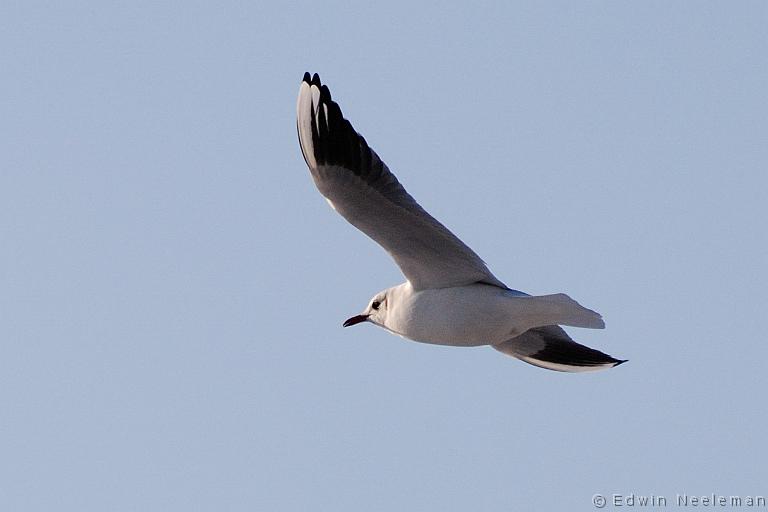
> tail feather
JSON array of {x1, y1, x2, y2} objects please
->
[
  {"x1": 537, "y1": 293, "x2": 605, "y2": 330},
  {"x1": 493, "y1": 325, "x2": 626, "y2": 373}
]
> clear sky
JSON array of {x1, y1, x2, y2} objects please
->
[{"x1": 1, "y1": 2, "x2": 767, "y2": 511}]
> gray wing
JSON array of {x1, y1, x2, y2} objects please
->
[
  {"x1": 492, "y1": 325, "x2": 626, "y2": 372},
  {"x1": 296, "y1": 73, "x2": 505, "y2": 291}
]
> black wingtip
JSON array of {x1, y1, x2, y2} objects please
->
[
  {"x1": 297, "y1": 72, "x2": 382, "y2": 178},
  {"x1": 320, "y1": 84, "x2": 331, "y2": 101},
  {"x1": 613, "y1": 359, "x2": 629, "y2": 367}
]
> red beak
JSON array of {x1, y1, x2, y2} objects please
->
[{"x1": 343, "y1": 314, "x2": 369, "y2": 327}]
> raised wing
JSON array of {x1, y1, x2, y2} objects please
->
[{"x1": 296, "y1": 73, "x2": 505, "y2": 291}]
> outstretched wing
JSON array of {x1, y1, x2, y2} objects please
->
[
  {"x1": 296, "y1": 72, "x2": 505, "y2": 291},
  {"x1": 492, "y1": 325, "x2": 626, "y2": 372}
]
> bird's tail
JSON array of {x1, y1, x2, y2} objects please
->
[
  {"x1": 519, "y1": 293, "x2": 606, "y2": 330},
  {"x1": 492, "y1": 325, "x2": 626, "y2": 372}
]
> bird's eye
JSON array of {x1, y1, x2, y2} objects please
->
[{"x1": 371, "y1": 300, "x2": 381, "y2": 310}]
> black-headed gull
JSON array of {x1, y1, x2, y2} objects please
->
[{"x1": 296, "y1": 72, "x2": 625, "y2": 372}]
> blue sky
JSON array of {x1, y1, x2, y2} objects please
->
[{"x1": 1, "y1": 2, "x2": 766, "y2": 510}]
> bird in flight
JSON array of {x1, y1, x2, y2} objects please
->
[{"x1": 296, "y1": 72, "x2": 625, "y2": 372}]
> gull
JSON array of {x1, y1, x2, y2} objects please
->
[{"x1": 296, "y1": 72, "x2": 626, "y2": 372}]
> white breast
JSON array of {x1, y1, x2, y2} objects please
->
[
  {"x1": 385, "y1": 284, "x2": 517, "y2": 347},
  {"x1": 383, "y1": 283, "x2": 603, "y2": 347}
]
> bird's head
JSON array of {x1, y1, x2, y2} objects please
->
[{"x1": 343, "y1": 290, "x2": 389, "y2": 328}]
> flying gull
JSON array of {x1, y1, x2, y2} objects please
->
[{"x1": 296, "y1": 72, "x2": 626, "y2": 372}]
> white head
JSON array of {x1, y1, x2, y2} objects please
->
[{"x1": 342, "y1": 289, "x2": 390, "y2": 328}]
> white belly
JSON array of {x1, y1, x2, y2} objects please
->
[{"x1": 385, "y1": 284, "x2": 533, "y2": 347}]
